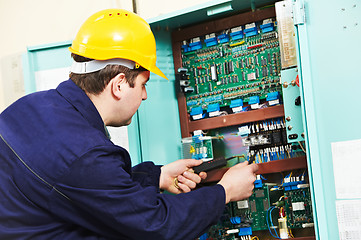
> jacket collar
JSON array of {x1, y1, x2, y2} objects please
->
[{"x1": 56, "y1": 79, "x2": 107, "y2": 137}]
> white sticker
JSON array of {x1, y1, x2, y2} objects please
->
[
  {"x1": 292, "y1": 202, "x2": 305, "y2": 211},
  {"x1": 231, "y1": 26, "x2": 242, "y2": 33},
  {"x1": 245, "y1": 22, "x2": 256, "y2": 29},
  {"x1": 209, "y1": 111, "x2": 220, "y2": 117},
  {"x1": 192, "y1": 114, "x2": 203, "y2": 120},
  {"x1": 251, "y1": 103, "x2": 259, "y2": 109},
  {"x1": 206, "y1": 33, "x2": 216, "y2": 39},
  {"x1": 232, "y1": 106, "x2": 243, "y2": 113},
  {"x1": 237, "y1": 200, "x2": 249, "y2": 209},
  {"x1": 269, "y1": 99, "x2": 280, "y2": 106},
  {"x1": 336, "y1": 199, "x2": 361, "y2": 240},
  {"x1": 191, "y1": 37, "x2": 201, "y2": 43},
  {"x1": 263, "y1": 18, "x2": 273, "y2": 24}
]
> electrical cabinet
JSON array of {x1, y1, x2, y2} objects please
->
[{"x1": 148, "y1": 0, "x2": 361, "y2": 239}]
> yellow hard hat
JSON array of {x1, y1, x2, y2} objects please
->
[{"x1": 69, "y1": 9, "x2": 167, "y2": 80}]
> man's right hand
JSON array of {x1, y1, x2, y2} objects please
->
[{"x1": 217, "y1": 161, "x2": 259, "y2": 204}]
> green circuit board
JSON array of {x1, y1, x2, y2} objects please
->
[
  {"x1": 231, "y1": 184, "x2": 283, "y2": 231},
  {"x1": 181, "y1": 19, "x2": 282, "y2": 114},
  {"x1": 284, "y1": 187, "x2": 314, "y2": 229}
]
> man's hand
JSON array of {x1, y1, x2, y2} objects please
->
[
  {"x1": 218, "y1": 161, "x2": 259, "y2": 203},
  {"x1": 160, "y1": 159, "x2": 207, "y2": 194}
]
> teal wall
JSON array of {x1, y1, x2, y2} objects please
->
[{"x1": 137, "y1": 27, "x2": 182, "y2": 165}]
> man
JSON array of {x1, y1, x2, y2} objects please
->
[{"x1": 0, "y1": 9, "x2": 258, "y2": 239}]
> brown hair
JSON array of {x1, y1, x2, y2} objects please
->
[{"x1": 69, "y1": 54, "x2": 147, "y2": 94}]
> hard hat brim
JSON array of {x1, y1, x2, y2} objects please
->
[{"x1": 150, "y1": 65, "x2": 168, "y2": 80}]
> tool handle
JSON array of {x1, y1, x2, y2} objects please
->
[{"x1": 193, "y1": 157, "x2": 227, "y2": 174}]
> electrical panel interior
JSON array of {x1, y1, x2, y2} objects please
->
[
  {"x1": 171, "y1": 2, "x2": 315, "y2": 240},
  {"x1": 179, "y1": 18, "x2": 282, "y2": 120}
]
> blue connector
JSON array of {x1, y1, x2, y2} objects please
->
[
  {"x1": 260, "y1": 22, "x2": 275, "y2": 33},
  {"x1": 248, "y1": 96, "x2": 260, "y2": 105},
  {"x1": 189, "y1": 41, "x2": 203, "y2": 51},
  {"x1": 266, "y1": 91, "x2": 280, "y2": 101},
  {"x1": 181, "y1": 44, "x2": 190, "y2": 53},
  {"x1": 190, "y1": 106, "x2": 204, "y2": 120},
  {"x1": 204, "y1": 37, "x2": 218, "y2": 47},
  {"x1": 238, "y1": 227, "x2": 252, "y2": 236},
  {"x1": 218, "y1": 33, "x2": 230, "y2": 43},
  {"x1": 207, "y1": 103, "x2": 220, "y2": 113},
  {"x1": 283, "y1": 180, "x2": 307, "y2": 191},
  {"x1": 244, "y1": 26, "x2": 258, "y2": 37},
  {"x1": 230, "y1": 99, "x2": 243, "y2": 108},
  {"x1": 254, "y1": 179, "x2": 263, "y2": 188},
  {"x1": 230, "y1": 30, "x2": 244, "y2": 41},
  {"x1": 190, "y1": 106, "x2": 203, "y2": 116}
]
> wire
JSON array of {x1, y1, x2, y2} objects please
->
[
  {"x1": 251, "y1": 236, "x2": 260, "y2": 240},
  {"x1": 288, "y1": 228, "x2": 295, "y2": 238},
  {"x1": 298, "y1": 141, "x2": 306, "y2": 153},
  {"x1": 266, "y1": 207, "x2": 281, "y2": 239},
  {"x1": 270, "y1": 207, "x2": 281, "y2": 239}
]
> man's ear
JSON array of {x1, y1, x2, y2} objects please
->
[{"x1": 111, "y1": 73, "x2": 126, "y2": 100}]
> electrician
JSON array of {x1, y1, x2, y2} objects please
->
[{"x1": 0, "y1": 9, "x2": 258, "y2": 240}]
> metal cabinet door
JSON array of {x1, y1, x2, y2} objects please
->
[{"x1": 294, "y1": 0, "x2": 361, "y2": 239}]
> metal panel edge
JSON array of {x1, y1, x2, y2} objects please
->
[{"x1": 293, "y1": 0, "x2": 333, "y2": 239}]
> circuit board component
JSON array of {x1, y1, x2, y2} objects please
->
[{"x1": 180, "y1": 19, "x2": 282, "y2": 117}]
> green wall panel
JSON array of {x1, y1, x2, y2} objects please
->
[{"x1": 137, "y1": 28, "x2": 182, "y2": 165}]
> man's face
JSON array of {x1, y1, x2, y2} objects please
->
[{"x1": 118, "y1": 71, "x2": 150, "y2": 126}]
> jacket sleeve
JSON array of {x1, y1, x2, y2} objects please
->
[
  {"x1": 131, "y1": 161, "x2": 162, "y2": 190},
  {"x1": 48, "y1": 145, "x2": 226, "y2": 240}
]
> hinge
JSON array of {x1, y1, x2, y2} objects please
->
[{"x1": 293, "y1": 0, "x2": 305, "y2": 25}]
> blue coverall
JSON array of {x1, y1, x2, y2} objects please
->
[{"x1": 0, "y1": 79, "x2": 226, "y2": 240}]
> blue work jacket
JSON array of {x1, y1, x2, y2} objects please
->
[{"x1": 0, "y1": 80, "x2": 225, "y2": 240}]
